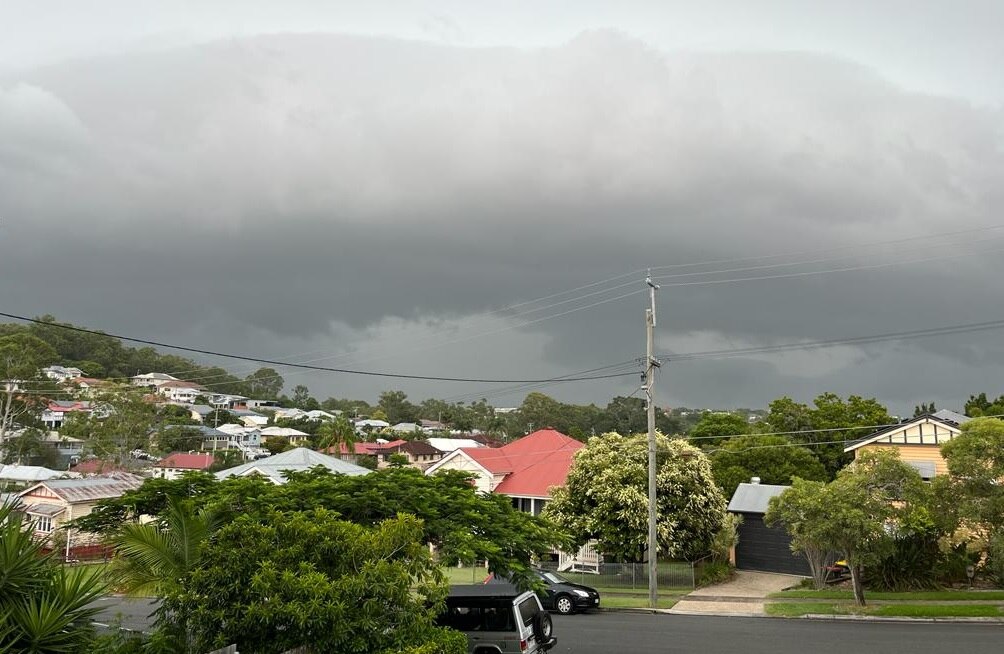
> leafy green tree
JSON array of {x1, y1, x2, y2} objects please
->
[
  {"x1": 291, "y1": 384, "x2": 312, "y2": 409},
  {"x1": 593, "y1": 396, "x2": 680, "y2": 436},
  {"x1": 546, "y1": 432, "x2": 727, "y2": 562},
  {"x1": 168, "y1": 511, "x2": 459, "y2": 654},
  {"x1": 688, "y1": 412, "x2": 750, "y2": 447},
  {"x1": 801, "y1": 393, "x2": 891, "y2": 478},
  {"x1": 1, "y1": 427, "x2": 60, "y2": 468},
  {"x1": 0, "y1": 333, "x2": 58, "y2": 446},
  {"x1": 710, "y1": 434, "x2": 827, "y2": 498},
  {"x1": 155, "y1": 426, "x2": 206, "y2": 454},
  {"x1": 263, "y1": 436, "x2": 293, "y2": 454},
  {"x1": 204, "y1": 408, "x2": 237, "y2": 427},
  {"x1": 765, "y1": 478, "x2": 834, "y2": 589},
  {"x1": 0, "y1": 501, "x2": 107, "y2": 653},
  {"x1": 387, "y1": 452, "x2": 410, "y2": 467},
  {"x1": 913, "y1": 402, "x2": 937, "y2": 417},
  {"x1": 62, "y1": 388, "x2": 157, "y2": 462},
  {"x1": 941, "y1": 417, "x2": 1004, "y2": 534},
  {"x1": 243, "y1": 367, "x2": 283, "y2": 399},
  {"x1": 71, "y1": 472, "x2": 218, "y2": 535},
  {"x1": 379, "y1": 390, "x2": 420, "y2": 424}
]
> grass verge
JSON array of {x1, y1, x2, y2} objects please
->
[
  {"x1": 770, "y1": 589, "x2": 1004, "y2": 601},
  {"x1": 766, "y1": 602, "x2": 1003, "y2": 618},
  {"x1": 600, "y1": 596, "x2": 678, "y2": 610}
]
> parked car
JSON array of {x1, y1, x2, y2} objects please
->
[
  {"x1": 485, "y1": 568, "x2": 601, "y2": 615},
  {"x1": 436, "y1": 584, "x2": 557, "y2": 654}
]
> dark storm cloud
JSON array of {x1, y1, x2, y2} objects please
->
[{"x1": 1, "y1": 31, "x2": 1002, "y2": 412}]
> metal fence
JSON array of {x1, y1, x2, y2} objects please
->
[{"x1": 537, "y1": 560, "x2": 699, "y2": 590}]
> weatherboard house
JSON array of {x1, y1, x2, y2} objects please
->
[
  {"x1": 425, "y1": 429, "x2": 582, "y2": 516},
  {"x1": 843, "y1": 409, "x2": 970, "y2": 480}
]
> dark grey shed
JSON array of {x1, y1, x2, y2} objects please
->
[{"x1": 728, "y1": 482, "x2": 810, "y2": 577}]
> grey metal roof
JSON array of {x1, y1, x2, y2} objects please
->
[
  {"x1": 727, "y1": 482, "x2": 790, "y2": 514},
  {"x1": 215, "y1": 447, "x2": 371, "y2": 484},
  {"x1": 25, "y1": 503, "x2": 66, "y2": 517},
  {"x1": 931, "y1": 409, "x2": 970, "y2": 426},
  {"x1": 0, "y1": 464, "x2": 72, "y2": 482},
  {"x1": 20, "y1": 474, "x2": 143, "y2": 503}
]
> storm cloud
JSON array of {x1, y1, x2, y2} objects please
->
[{"x1": 1, "y1": 30, "x2": 1002, "y2": 413}]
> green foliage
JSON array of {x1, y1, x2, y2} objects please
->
[
  {"x1": 154, "y1": 426, "x2": 205, "y2": 454},
  {"x1": 1, "y1": 427, "x2": 60, "y2": 468},
  {"x1": 71, "y1": 472, "x2": 217, "y2": 535},
  {"x1": 387, "y1": 452, "x2": 410, "y2": 467},
  {"x1": 711, "y1": 513, "x2": 743, "y2": 564},
  {"x1": 710, "y1": 434, "x2": 827, "y2": 498},
  {"x1": 0, "y1": 501, "x2": 108, "y2": 653},
  {"x1": 696, "y1": 561, "x2": 733, "y2": 587},
  {"x1": 914, "y1": 402, "x2": 937, "y2": 417},
  {"x1": 689, "y1": 412, "x2": 750, "y2": 446},
  {"x1": 941, "y1": 417, "x2": 1004, "y2": 529},
  {"x1": 964, "y1": 393, "x2": 1004, "y2": 418},
  {"x1": 243, "y1": 367, "x2": 284, "y2": 399},
  {"x1": 315, "y1": 415, "x2": 356, "y2": 453},
  {"x1": 169, "y1": 511, "x2": 449, "y2": 654},
  {"x1": 379, "y1": 390, "x2": 421, "y2": 424},
  {"x1": 263, "y1": 436, "x2": 293, "y2": 454},
  {"x1": 546, "y1": 433, "x2": 727, "y2": 562}
]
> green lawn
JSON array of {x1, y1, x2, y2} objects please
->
[
  {"x1": 442, "y1": 566, "x2": 490, "y2": 586},
  {"x1": 770, "y1": 589, "x2": 1004, "y2": 601},
  {"x1": 766, "y1": 602, "x2": 1004, "y2": 618}
]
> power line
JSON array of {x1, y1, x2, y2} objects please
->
[
  {"x1": 0, "y1": 312, "x2": 636, "y2": 385},
  {"x1": 659, "y1": 317, "x2": 1004, "y2": 362}
]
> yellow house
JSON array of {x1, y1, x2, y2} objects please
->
[{"x1": 843, "y1": 409, "x2": 969, "y2": 479}]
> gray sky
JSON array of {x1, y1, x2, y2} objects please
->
[{"x1": 2, "y1": 2, "x2": 1003, "y2": 415}]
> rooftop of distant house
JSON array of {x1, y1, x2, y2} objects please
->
[{"x1": 155, "y1": 452, "x2": 215, "y2": 470}]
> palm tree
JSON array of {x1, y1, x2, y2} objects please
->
[
  {"x1": 0, "y1": 500, "x2": 107, "y2": 653},
  {"x1": 316, "y1": 415, "x2": 357, "y2": 457},
  {"x1": 111, "y1": 497, "x2": 219, "y2": 652}
]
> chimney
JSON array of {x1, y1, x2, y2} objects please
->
[{"x1": 750, "y1": 476, "x2": 761, "y2": 485}]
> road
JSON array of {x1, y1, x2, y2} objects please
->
[
  {"x1": 550, "y1": 612, "x2": 1003, "y2": 654},
  {"x1": 95, "y1": 598, "x2": 1004, "y2": 653}
]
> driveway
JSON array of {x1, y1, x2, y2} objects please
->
[{"x1": 669, "y1": 570, "x2": 802, "y2": 616}]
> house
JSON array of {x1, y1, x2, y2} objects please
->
[
  {"x1": 40, "y1": 433, "x2": 84, "y2": 465},
  {"x1": 373, "y1": 440, "x2": 444, "y2": 470},
  {"x1": 728, "y1": 480, "x2": 811, "y2": 576},
  {"x1": 260, "y1": 426, "x2": 311, "y2": 447},
  {"x1": 154, "y1": 452, "x2": 215, "y2": 480},
  {"x1": 215, "y1": 447, "x2": 370, "y2": 484},
  {"x1": 17, "y1": 473, "x2": 144, "y2": 547},
  {"x1": 425, "y1": 429, "x2": 582, "y2": 516},
  {"x1": 155, "y1": 380, "x2": 206, "y2": 404},
  {"x1": 189, "y1": 404, "x2": 214, "y2": 422},
  {"x1": 41, "y1": 401, "x2": 93, "y2": 429},
  {"x1": 390, "y1": 422, "x2": 422, "y2": 435},
  {"x1": 842, "y1": 410, "x2": 970, "y2": 480},
  {"x1": 207, "y1": 394, "x2": 248, "y2": 410},
  {"x1": 233, "y1": 409, "x2": 268, "y2": 428},
  {"x1": 69, "y1": 459, "x2": 131, "y2": 476},
  {"x1": 355, "y1": 419, "x2": 390, "y2": 431},
  {"x1": 245, "y1": 399, "x2": 279, "y2": 409},
  {"x1": 0, "y1": 464, "x2": 77, "y2": 487},
  {"x1": 305, "y1": 409, "x2": 340, "y2": 421},
  {"x1": 419, "y1": 419, "x2": 448, "y2": 432},
  {"x1": 131, "y1": 372, "x2": 179, "y2": 388},
  {"x1": 272, "y1": 407, "x2": 307, "y2": 421},
  {"x1": 69, "y1": 377, "x2": 105, "y2": 394},
  {"x1": 42, "y1": 366, "x2": 84, "y2": 382}
]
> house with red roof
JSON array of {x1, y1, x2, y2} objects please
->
[
  {"x1": 425, "y1": 429, "x2": 583, "y2": 516},
  {"x1": 154, "y1": 452, "x2": 216, "y2": 480}
]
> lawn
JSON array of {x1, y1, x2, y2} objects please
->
[
  {"x1": 770, "y1": 589, "x2": 1004, "y2": 601},
  {"x1": 600, "y1": 595, "x2": 678, "y2": 610},
  {"x1": 442, "y1": 566, "x2": 490, "y2": 586},
  {"x1": 766, "y1": 602, "x2": 1004, "y2": 618}
]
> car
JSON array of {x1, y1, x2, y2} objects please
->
[
  {"x1": 436, "y1": 585, "x2": 557, "y2": 654},
  {"x1": 485, "y1": 568, "x2": 601, "y2": 615}
]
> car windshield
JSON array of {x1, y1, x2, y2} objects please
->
[{"x1": 541, "y1": 571, "x2": 570, "y2": 584}]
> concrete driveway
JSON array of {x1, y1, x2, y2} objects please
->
[{"x1": 669, "y1": 570, "x2": 803, "y2": 616}]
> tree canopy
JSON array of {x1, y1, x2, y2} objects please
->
[
  {"x1": 710, "y1": 434, "x2": 827, "y2": 498},
  {"x1": 546, "y1": 432, "x2": 727, "y2": 562}
]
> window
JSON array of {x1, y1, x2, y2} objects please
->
[
  {"x1": 35, "y1": 515, "x2": 53, "y2": 533},
  {"x1": 518, "y1": 597, "x2": 539, "y2": 627}
]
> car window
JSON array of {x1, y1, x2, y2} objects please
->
[
  {"x1": 517, "y1": 597, "x2": 538, "y2": 627},
  {"x1": 439, "y1": 605, "x2": 517, "y2": 632},
  {"x1": 540, "y1": 572, "x2": 569, "y2": 584}
]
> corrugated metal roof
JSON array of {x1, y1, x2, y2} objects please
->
[
  {"x1": 21, "y1": 474, "x2": 143, "y2": 503},
  {"x1": 215, "y1": 447, "x2": 370, "y2": 484},
  {"x1": 25, "y1": 503, "x2": 66, "y2": 517},
  {"x1": 931, "y1": 409, "x2": 970, "y2": 426},
  {"x1": 727, "y1": 482, "x2": 790, "y2": 514}
]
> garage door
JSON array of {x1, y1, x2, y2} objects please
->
[{"x1": 735, "y1": 513, "x2": 811, "y2": 576}]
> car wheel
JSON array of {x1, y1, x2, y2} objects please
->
[
  {"x1": 533, "y1": 610, "x2": 554, "y2": 641},
  {"x1": 555, "y1": 595, "x2": 574, "y2": 615}
]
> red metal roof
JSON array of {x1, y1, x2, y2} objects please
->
[
  {"x1": 156, "y1": 452, "x2": 215, "y2": 470},
  {"x1": 459, "y1": 429, "x2": 583, "y2": 498},
  {"x1": 70, "y1": 459, "x2": 126, "y2": 475}
]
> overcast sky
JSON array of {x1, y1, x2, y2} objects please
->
[{"x1": 2, "y1": 1, "x2": 1003, "y2": 415}]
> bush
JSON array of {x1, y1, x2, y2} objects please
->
[
  {"x1": 388, "y1": 628, "x2": 467, "y2": 654},
  {"x1": 697, "y1": 561, "x2": 733, "y2": 587},
  {"x1": 870, "y1": 531, "x2": 943, "y2": 591}
]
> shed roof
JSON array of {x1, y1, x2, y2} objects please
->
[
  {"x1": 727, "y1": 482, "x2": 790, "y2": 514},
  {"x1": 215, "y1": 447, "x2": 370, "y2": 484}
]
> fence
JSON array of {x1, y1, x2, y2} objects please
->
[
  {"x1": 537, "y1": 559, "x2": 701, "y2": 590},
  {"x1": 207, "y1": 647, "x2": 310, "y2": 654}
]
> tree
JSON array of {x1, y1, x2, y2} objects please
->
[
  {"x1": 291, "y1": 384, "x2": 312, "y2": 409},
  {"x1": 1, "y1": 427, "x2": 60, "y2": 468},
  {"x1": 155, "y1": 426, "x2": 207, "y2": 454},
  {"x1": 688, "y1": 412, "x2": 750, "y2": 447},
  {"x1": 112, "y1": 497, "x2": 220, "y2": 650},
  {"x1": 71, "y1": 472, "x2": 218, "y2": 535},
  {"x1": 941, "y1": 417, "x2": 1004, "y2": 532},
  {"x1": 593, "y1": 396, "x2": 681, "y2": 437},
  {"x1": 765, "y1": 478, "x2": 835, "y2": 590},
  {"x1": 767, "y1": 450, "x2": 926, "y2": 604},
  {"x1": 387, "y1": 452, "x2": 410, "y2": 467},
  {"x1": 244, "y1": 367, "x2": 283, "y2": 399},
  {"x1": 0, "y1": 333, "x2": 58, "y2": 447},
  {"x1": 62, "y1": 388, "x2": 157, "y2": 463},
  {"x1": 913, "y1": 402, "x2": 937, "y2": 417},
  {"x1": 166, "y1": 511, "x2": 461, "y2": 654},
  {"x1": 710, "y1": 434, "x2": 827, "y2": 498},
  {"x1": 378, "y1": 390, "x2": 420, "y2": 424},
  {"x1": 545, "y1": 433, "x2": 727, "y2": 562},
  {"x1": 315, "y1": 415, "x2": 356, "y2": 455},
  {"x1": 0, "y1": 500, "x2": 107, "y2": 652},
  {"x1": 263, "y1": 436, "x2": 293, "y2": 454}
]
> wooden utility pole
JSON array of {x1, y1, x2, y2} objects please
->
[{"x1": 645, "y1": 271, "x2": 661, "y2": 608}]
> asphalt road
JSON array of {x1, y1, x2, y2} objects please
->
[
  {"x1": 551, "y1": 613, "x2": 1003, "y2": 654},
  {"x1": 95, "y1": 598, "x2": 1004, "y2": 653}
]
